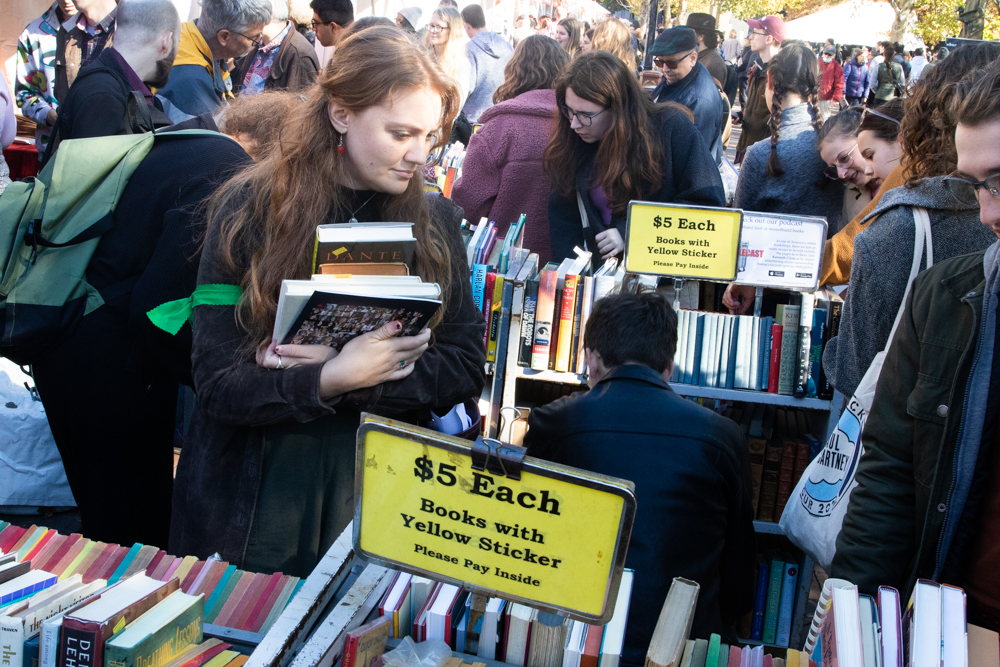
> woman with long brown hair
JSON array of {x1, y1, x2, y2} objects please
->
[
  {"x1": 452, "y1": 35, "x2": 569, "y2": 263},
  {"x1": 554, "y1": 17, "x2": 581, "y2": 59},
  {"x1": 170, "y1": 27, "x2": 486, "y2": 574},
  {"x1": 543, "y1": 51, "x2": 725, "y2": 263}
]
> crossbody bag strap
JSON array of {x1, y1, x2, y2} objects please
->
[{"x1": 884, "y1": 206, "x2": 933, "y2": 351}]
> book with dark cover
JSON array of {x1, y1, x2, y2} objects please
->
[
  {"x1": 689, "y1": 314, "x2": 705, "y2": 386},
  {"x1": 569, "y1": 281, "x2": 584, "y2": 374},
  {"x1": 758, "y1": 436, "x2": 784, "y2": 522},
  {"x1": 447, "y1": 590, "x2": 470, "y2": 650},
  {"x1": 547, "y1": 283, "x2": 563, "y2": 371},
  {"x1": 750, "y1": 558, "x2": 769, "y2": 640},
  {"x1": 280, "y1": 291, "x2": 441, "y2": 349},
  {"x1": 747, "y1": 436, "x2": 767, "y2": 517},
  {"x1": 774, "y1": 438, "x2": 797, "y2": 519},
  {"x1": 518, "y1": 278, "x2": 539, "y2": 368},
  {"x1": 761, "y1": 557, "x2": 785, "y2": 645},
  {"x1": 793, "y1": 294, "x2": 814, "y2": 398},
  {"x1": 314, "y1": 240, "x2": 416, "y2": 274},
  {"x1": 818, "y1": 300, "x2": 843, "y2": 400},
  {"x1": 806, "y1": 308, "x2": 827, "y2": 398}
]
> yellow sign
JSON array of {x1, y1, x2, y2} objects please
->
[
  {"x1": 354, "y1": 417, "x2": 636, "y2": 624},
  {"x1": 624, "y1": 202, "x2": 743, "y2": 280}
]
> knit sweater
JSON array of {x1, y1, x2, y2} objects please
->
[
  {"x1": 733, "y1": 104, "x2": 844, "y2": 229},
  {"x1": 821, "y1": 176, "x2": 996, "y2": 397}
]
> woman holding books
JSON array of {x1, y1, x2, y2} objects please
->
[
  {"x1": 170, "y1": 27, "x2": 487, "y2": 576},
  {"x1": 544, "y1": 51, "x2": 725, "y2": 263},
  {"x1": 424, "y1": 7, "x2": 472, "y2": 108},
  {"x1": 452, "y1": 35, "x2": 570, "y2": 264}
]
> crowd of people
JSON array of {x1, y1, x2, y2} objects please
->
[{"x1": 2, "y1": 0, "x2": 1000, "y2": 663}]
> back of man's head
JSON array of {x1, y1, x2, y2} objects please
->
[
  {"x1": 310, "y1": 0, "x2": 353, "y2": 25},
  {"x1": 438, "y1": 0, "x2": 459, "y2": 8},
  {"x1": 914, "y1": 47, "x2": 924, "y2": 56},
  {"x1": 268, "y1": 0, "x2": 289, "y2": 23},
  {"x1": 584, "y1": 292, "x2": 677, "y2": 374},
  {"x1": 200, "y1": 0, "x2": 274, "y2": 36},
  {"x1": 461, "y1": 4, "x2": 485, "y2": 29},
  {"x1": 115, "y1": 0, "x2": 181, "y2": 48}
]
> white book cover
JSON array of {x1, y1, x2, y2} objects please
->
[
  {"x1": 599, "y1": 570, "x2": 634, "y2": 667},
  {"x1": 478, "y1": 598, "x2": 506, "y2": 659},
  {"x1": 561, "y1": 621, "x2": 586, "y2": 667},
  {"x1": 425, "y1": 584, "x2": 459, "y2": 642},
  {"x1": 940, "y1": 585, "x2": 967, "y2": 667},
  {"x1": 907, "y1": 581, "x2": 941, "y2": 667}
]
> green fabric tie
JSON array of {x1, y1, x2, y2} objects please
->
[{"x1": 147, "y1": 283, "x2": 243, "y2": 335}]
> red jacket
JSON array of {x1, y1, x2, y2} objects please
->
[
  {"x1": 451, "y1": 88, "x2": 558, "y2": 264},
  {"x1": 818, "y1": 57, "x2": 844, "y2": 102}
]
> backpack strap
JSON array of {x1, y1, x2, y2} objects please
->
[{"x1": 147, "y1": 283, "x2": 243, "y2": 335}]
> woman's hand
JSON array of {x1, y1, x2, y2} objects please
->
[
  {"x1": 722, "y1": 283, "x2": 756, "y2": 315},
  {"x1": 257, "y1": 338, "x2": 338, "y2": 369},
  {"x1": 318, "y1": 321, "x2": 432, "y2": 399},
  {"x1": 595, "y1": 228, "x2": 625, "y2": 259}
]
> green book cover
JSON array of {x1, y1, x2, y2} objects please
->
[
  {"x1": 762, "y1": 558, "x2": 785, "y2": 644},
  {"x1": 690, "y1": 639, "x2": 708, "y2": 667},
  {"x1": 104, "y1": 591, "x2": 204, "y2": 667},
  {"x1": 705, "y1": 634, "x2": 721, "y2": 667},
  {"x1": 206, "y1": 570, "x2": 243, "y2": 623},
  {"x1": 718, "y1": 644, "x2": 729, "y2": 667}
]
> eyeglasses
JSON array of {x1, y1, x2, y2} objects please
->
[
  {"x1": 943, "y1": 173, "x2": 1000, "y2": 206},
  {"x1": 310, "y1": 19, "x2": 333, "y2": 29},
  {"x1": 236, "y1": 31, "x2": 264, "y2": 48},
  {"x1": 855, "y1": 105, "x2": 901, "y2": 126},
  {"x1": 427, "y1": 23, "x2": 450, "y2": 32},
  {"x1": 823, "y1": 144, "x2": 860, "y2": 180},
  {"x1": 751, "y1": 30, "x2": 769, "y2": 36},
  {"x1": 560, "y1": 105, "x2": 606, "y2": 126},
  {"x1": 653, "y1": 51, "x2": 695, "y2": 69}
]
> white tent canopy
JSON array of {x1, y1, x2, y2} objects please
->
[{"x1": 782, "y1": 0, "x2": 923, "y2": 48}]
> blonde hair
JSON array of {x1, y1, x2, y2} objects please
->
[
  {"x1": 425, "y1": 7, "x2": 468, "y2": 86},
  {"x1": 590, "y1": 19, "x2": 634, "y2": 70}
]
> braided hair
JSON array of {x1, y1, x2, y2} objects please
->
[{"x1": 765, "y1": 40, "x2": 824, "y2": 177}]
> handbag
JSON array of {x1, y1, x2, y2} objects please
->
[{"x1": 779, "y1": 207, "x2": 932, "y2": 570}]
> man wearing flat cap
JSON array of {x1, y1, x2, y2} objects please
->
[
  {"x1": 734, "y1": 15, "x2": 784, "y2": 161},
  {"x1": 686, "y1": 12, "x2": 728, "y2": 89},
  {"x1": 650, "y1": 27, "x2": 723, "y2": 165}
]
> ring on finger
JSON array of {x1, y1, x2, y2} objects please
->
[
  {"x1": 277, "y1": 354, "x2": 284, "y2": 370},
  {"x1": 400, "y1": 360, "x2": 406, "y2": 368}
]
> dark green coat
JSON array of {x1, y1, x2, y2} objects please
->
[{"x1": 832, "y1": 250, "x2": 989, "y2": 598}]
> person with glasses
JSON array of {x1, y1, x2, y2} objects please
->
[
  {"x1": 543, "y1": 51, "x2": 725, "y2": 263},
  {"x1": 734, "y1": 16, "x2": 784, "y2": 162},
  {"x1": 831, "y1": 64, "x2": 1000, "y2": 625},
  {"x1": 424, "y1": 7, "x2": 472, "y2": 108},
  {"x1": 820, "y1": 41, "x2": 1000, "y2": 398},
  {"x1": 309, "y1": 0, "x2": 353, "y2": 46},
  {"x1": 816, "y1": 109, "x2": 879, "y2": 224},
  {"x1": 648, "y1": 27, "x2": 723, "y2": 165},
  {"x1": 157, "y1": 0, "x2": 272, "y2": 121},
  {"x1": 231, "y1": 0, "x2": 318, "y2": 96}
]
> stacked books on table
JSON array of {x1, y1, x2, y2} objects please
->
[
  {"x1": 376, "y1": 570, "x2": 635, "y2": 667},
  {"x1": 736, "y1": 555, "x2": 800, "y2": 648},
  {"x1": 274, "y1": 223, "x2": 443, "y2": 349},
  {"x1": 467, "y1": 215, "x2": 527, "y2": 362},
  {"x1": 0, "y1": 521, "x2": 304, "y2": 667},
  {"x1": 804, "y1": 578, "x2": 984, "y2": 667},
  {"x1": 430, "y1": 143, "x2": 466, "y2": 198}
]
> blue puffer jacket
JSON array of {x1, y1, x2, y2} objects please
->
[{"x1": 843, "y1": 59, "x2": 870, "y2": 99}]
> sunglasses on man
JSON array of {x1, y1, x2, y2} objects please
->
[{"x1": 653, "y1": 50, "x2": 695, "y2": 69}]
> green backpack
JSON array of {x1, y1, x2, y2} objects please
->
[{"x1": 0, "y1": 129, "x2": 220, "y2": 365}]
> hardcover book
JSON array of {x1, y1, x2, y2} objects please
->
[
  {"x1": 313, "y1": 223, "x2": 416, "y2": 274},
  {"x1": 103, "y1": 590, "x2": 204, "y2": 667},
  {"x1": 342, "y1": 616, "x2": 391, "y2": 667}
]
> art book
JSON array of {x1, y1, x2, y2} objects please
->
[{"x1": 280, "y1": 292, "x2": 441, "y2": 349}]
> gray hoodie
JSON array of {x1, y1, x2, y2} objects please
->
[
  {"x1": 822, "y1": 177, "x2": 996, "y2": 397},
  {"x1": 462, "y1": 30, "x2": 513, "y2": 124}
]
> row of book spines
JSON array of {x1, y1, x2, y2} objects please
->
[
  {"x1": 684, "y1": 638, "x2": 815, "y2": 667},
  {"x1": 472, "y1": 269, "x2": 506, "y2": 362},
  {"x1": 737, "y1": 555, "x2": 799, "y2": 648},
  {"x1": 749, "y1": 432, "x2": 816, "y2": 523},
  {"x1": 521, "y1": 272, "x2": 607, "y2": 374},
  {"x1": 0, "y1": 524, "x2": 301, "y2": 634}
]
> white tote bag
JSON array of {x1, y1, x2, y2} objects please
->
[{"x1": 780, "y1": 207, "x2": 932, "y2": 570}]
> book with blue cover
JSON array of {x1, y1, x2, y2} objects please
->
[{"x1": 775, "y1": 559, "x2": 799, "y2": 647}]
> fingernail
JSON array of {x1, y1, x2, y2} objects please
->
[{"x1": 394, "y1": 322, "x2": 402, "y2": 332}]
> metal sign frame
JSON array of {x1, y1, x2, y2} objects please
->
[{"x1": 352, "y1": 415, "x2": 637, "y2": 624}]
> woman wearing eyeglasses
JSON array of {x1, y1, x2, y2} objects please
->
[
  {"x1": 543, "y1": 51, "x2": 725, "y2": 263},
  {"x1": 817, "y1": 109, "x2": 879, "y2": 224},
  {"x1": 821, "y1": 42, "x2": 1000, "y2": 398},
  {"x1": 424, "y1": 7, "x2": 472, "y2": 107}
]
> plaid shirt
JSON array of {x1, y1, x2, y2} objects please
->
[{"x1": 240, "y1": 21, "x2": 291, "y2": 96}]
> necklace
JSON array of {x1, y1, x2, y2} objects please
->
[{"x1": 348, "y1": 192, "x2": 377, "y2": 224}]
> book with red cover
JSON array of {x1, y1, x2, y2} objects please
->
[
  {"x1": 0, "y1": 525, "x2": 21, "y2": 552},
  {"x1": 775, "y1": 438, "x2": 798, "y2": 519},
  {"x1": 248, "y1": 574, "x2": 288, "y2": 633},
  {"x1": 237, "y1": 572, "x2": 283, "y2": 631},
  {"x1": 793, "y1": 440, "x2": 811, "y2": 486},
  {"x1": 148, "y1": 553, "x2": 174, "y2": 582},
  {"x1": 412, "y1": 583, "x2": 442, "y2": 642},
  {"x1": 343, "y1": 616, "x2": 392, "y2": 667},
  {"x1": 580, "y1": 624, "x2": 604, "y2": 667},
  {"x1": 96, "y1": 545, "x2": 130, "y2": 582},
  {"x1": 483, "y1": 272, "x2": 497, "y2": 319},
  {"x1": 229, "y1": 571, "x2": 270, "y2": 630},
  {"x1": 41, "y1": 534, "x2": 82, "y2": 573},
  {"x1": 768, "y1": 324, "x2": 783, "y2": 394},
  {"x1": 81, "y1": 543, "x2": 117, "y2": 584},
  {"x1": 554, "y1": 274, "x2": 579, "y2": 373},
  {"x1": 52, "y1": 539, "x2": 90, "y2": 577},
  {"x1": 24, "y1": 529, "x2": 57, "y2": 564},
  {"x1": 31, "y1": 532, "x2": 66, "y2": 570},
  {"x1": 180, "y1": 560, "x2": 205, "y2": 593},
  {"x1": 194, "y1": 561, "x2": 228, "y2": 598},
  {"x1": 7, "y1": 525, "x2": 35, "y2": 554},
  {"x1": 531, "y1": 269, "x2": 558, "y2": 371},
  {"x1": 74, "y1": 541, "x2": 107, "y2": 579},
  {"x1": 214, "y1": 572, "x2": 259, "y2": 628},
  {"x1": 144, "y1": 550, "x2": 167, "y2": 579}
]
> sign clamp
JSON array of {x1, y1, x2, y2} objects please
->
[{"x1": 471, "y1": 437, "x2": 526, "y2": 481}]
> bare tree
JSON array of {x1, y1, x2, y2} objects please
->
[{"x1": 886, "y1": 0, "x2": 915, "y2": 41}]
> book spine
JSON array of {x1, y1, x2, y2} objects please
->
[
  {"x1": 555, "y1": 275, "x2": 579, "y2": 372},
  {"x1": 342, "y1": 635, "x2": 360, "y2": 667},
  {"x1": 757, "y1": 441, "x2": 782, "y2": 522},
  {"x1": 761, "y1": 559, "x2": 785, "y2": 645},
  {"x1": 575, "y1": 278, "x2": 594, "y2": 375},
  {"x1": 518, "y1": 280, "x2": 539, "y2": 368},
  {"x1": 793, "y1": 440, "x2": 811, "y2": 488},
  {"x1": 818, "y1": 301, "x2": 842, "y2": 400},
  {"x1": 726, "y1": 316, "x2": 739, "y2": 389},
  {"x1": 25, "y1": 635, "x2": 40, "y2": 667},
  {"x1": 672, "y1": 310, "x2": 688, "y2": 383},
  {"x1": 569, "y1": 281, "x2": 584, "y2": 374},
  {"x1": 750, "y1": 560, "x2": 769, "y2": 641},
  {"x1": 775, "y1": 439, "x2": 797, "y2": 520},
  {"x1": 486, "y1": 276, "x2": 505, "y2": 363},
  {"x1": 443, "y1": 167, "x2": 457, "y2": 199},
  {"x1": 793, "y1": 294, "x2": 814, "y2": 398},
  {"x1": 471, "y1": 265, "x2": 488, "y2": 313},
  {"x1": 531, "y1": 271, "x2": 557, "y2": 371},
  {"x1": 747, "y1": 438, "x2": 767, "y2": 518},
  {"x1": 775, "y1": 561, "x2": 798, "y2": 647},
  {"x1": 547, "y1": 283, "x2": 563, "y2": 371},
  {"x1": 777, "y1": 307, "x2": 800, "y2": 396},
  {"x1": 40, "y1": 619, "x2": 62, "y2": 667},
  {"x1": 760, "y1": 318, "x2": 773, "y2": 391},
  {"x1": 748, "y1": 315, "x2": 761, "y2": 391},
  {"x1": 806, "y1": 309, "x2": 827, "y2": 398},
  {"x1": 482, "y1": 272, "x2": 497, "y2": 348},
  {"x1": 690, "y1": 315, "x2": 705, "y2": 386},
  {"x1": 0, "y1": 615, "x2": 25, "y2": 667},
  {"x1": 59, "y1": 624, "x2": 98, "y2": 667},
  {"x1": 768, "y1": 324, "x2": 783, "y2": 394}
]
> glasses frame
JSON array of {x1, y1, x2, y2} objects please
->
[
  {"x1": 236, "y1": 30, "x2": 264, "y2": 48},
  {"x1": 310, "y1": 18, "x2": 334, "y2": 28},
  {"x1": 823, "y1": 143, "x2": 860, "y2": 180},
  {"x1": 560, "y1": 105, "x2": 607, "y2": 127},
  {"x1": 653, "y1": 50, "x2": 696, "y2": 70},
  {"x1": 426, "y1": 23, "x2": 450, "y2": 32},
  {"x1": 851, "y1": 105, "x2": 902, "y2": 126},
  {"x1": 943, "y1": 173, "x2": 1000, "y2": 205}
]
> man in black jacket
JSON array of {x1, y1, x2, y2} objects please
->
[
  {"x1": 523, "y1": 293, "x2": 756, "y2": 666},
  {"x1": 52, "y1": 0, "x2": 178, "y2": 154}
]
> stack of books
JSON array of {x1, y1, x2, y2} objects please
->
[
  {"x1": 376, "y1": 570, "x2": 635, "y2": 667},
  {"x1": 736, "y1": 555, "x2": 800, "y2": 648},
  {"x1": 0, "y1": 521, "x2": 304, "y2": 667},
  {"x1": 427, "y1": 143, "x2": 466, "y2": 198},
  {"x1": 467, "y1": 215, "x2": 527, "y2": 362}
]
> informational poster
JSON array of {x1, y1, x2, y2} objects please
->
[
  {"x1": 733, "y1": 213, "x2": 828, "y2": 291},
  {"x1": 354, "y1": 416, "x2": 636, "y2": 624},
  {"x1": 624, "y1": 202, "x2": 743, "y2": 280}
]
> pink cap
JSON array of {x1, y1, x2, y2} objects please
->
[{"x1": 747, "y1": 15, "x2": 786, "y2": 44}]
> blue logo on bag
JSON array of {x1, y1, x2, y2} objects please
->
[{"x1": 799, "y1": 397, "x2": 867, "y2": 517}]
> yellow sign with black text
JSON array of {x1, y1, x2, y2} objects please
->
[
  {"x1": 624, "y1": 202, "x2": 743, "y2": 280},
  {"x1": 354, "y1": 417, "x2": 636, "y2": 624}
]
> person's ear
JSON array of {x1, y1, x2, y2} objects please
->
[
  {"x1": 661, "y1": 361, "x2": 674, "y2": 383},
  {"x1": 159, "y1": 31, "x2": 173, "y2": 57},
  {"x1": 216, "y1": 29, "x2": 231, "y2": 48},
  {"x1": 327, "y1": 100, "x2": 350, "y2": 134}
]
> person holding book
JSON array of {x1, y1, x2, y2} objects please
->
[
  {"x1": 832, "y1": 65, "x2": 1000, "y2": 629},
  {"x1": 452, "y1": 35, "x2": 569, "y2": 264},
  {"x1": 523, "y1": 292, "x2": 756, "y2": 664},
  {"x1": 170, "y1": 27, "x2": 487, "y2": 575},
  {"x1": 821, "y1": 41, "x2": 1000, "y2": 398},
  {"x1": 543, "y1": 51, "x2": 725, "y2": 263}
]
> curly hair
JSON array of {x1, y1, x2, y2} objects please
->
[
  {"x1": 764, "y1": 40, "x2": 824, "y2": 177},
  {"x1": 493, "y1": 35, "x2": 570, "y2": 104},
  {"x1": 899, "y1": 41, "x2": 1000, "y2": 184},
  {"x1": 590, "y1": 19, "x2": 634, "y2": 70}
]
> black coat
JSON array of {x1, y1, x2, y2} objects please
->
[
  {"x1": 231, "y1": 27, "x2": 319, "y2": 94},
  {"x1": 546, "y1": 106, "x2": 726, "y2": 264},
  {"x1": 523, "y1": 364, "x2": 756, "y2": 666},
  {"x1": 651, "y1": 63, "x2": 724, "y2": 165}
]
